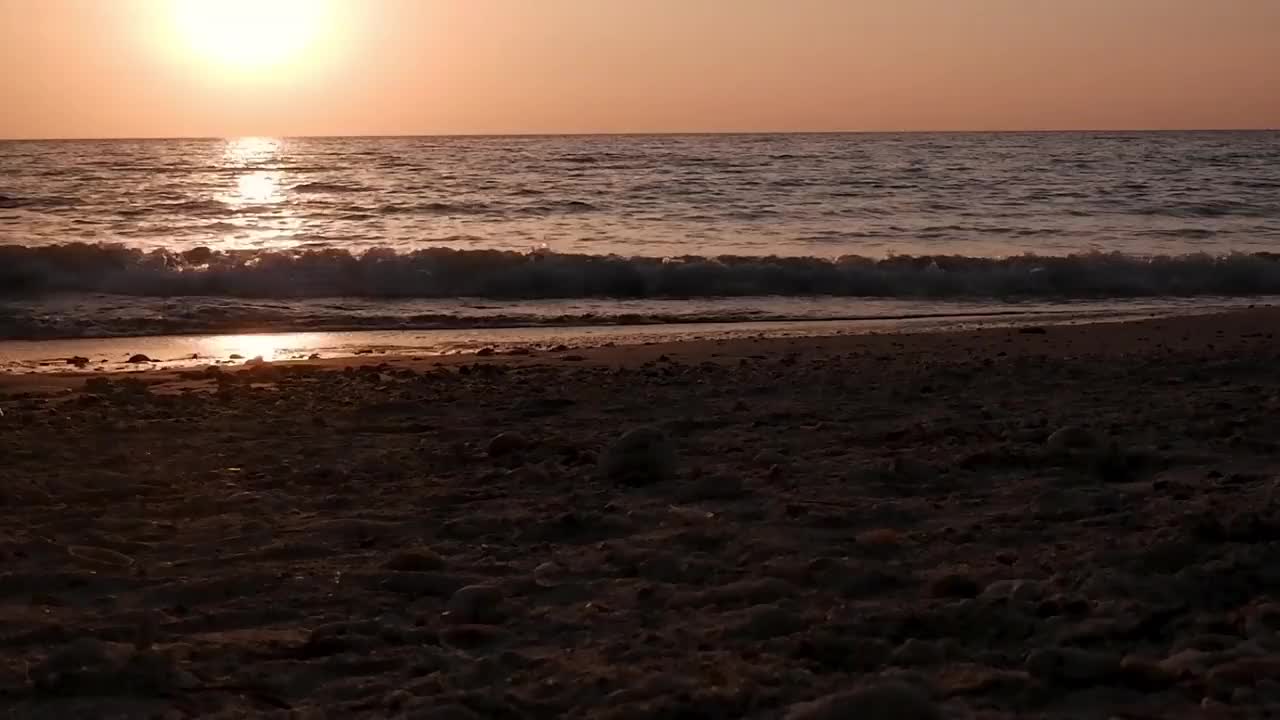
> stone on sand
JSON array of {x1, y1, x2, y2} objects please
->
[
  {"x1": 446, "y1": 584, "x2": 505, "y2": 624},
  {"x1": 929, "y1": 573, "x2": 981, "y2": 599},
  {"x1": 891, "y1": 638, "x2": 946, "y2": 666},
  {"x1": 488, "y1": 431, "x2": 530, "y2": 456},
  {"x1": 1026, "y1": 647, "x2": 1121, "y2": 686},
  {"x1": 384, "y1": 547, "x2": 447, "y2": 572},
  {"x1": 786, "y1": 683, "x2": 942, "y2": 720},
  {"x1": 599, "y1": 426, "x2": 678, "y2": 485},
  {"x1": 126, "y1": 354, "x2": 152, "y2": 364},
  {"x1": 1046, "y1": 425, "x2": 1096, "y2": 453},
  {"x1": 981, "y1": 579, "x2": 1043, "y2": 605}
]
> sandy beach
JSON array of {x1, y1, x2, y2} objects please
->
[{"x1": 2, "y1": 308, "x2": 1280, "y2": 719}]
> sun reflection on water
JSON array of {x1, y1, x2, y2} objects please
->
[
  {"x1": 211, "y1": 137, "x2": 304, "y2": 246},
  {"x1": 232, "y1": 171, "x2": 284, "y2": 204},
  {"x1": 203, "y1": 334, "x2": 291, "y2": 362},
  {"x1": 225, "y1": 137, "x2": 282, "y2": 165},
  {"x1": 221, "y1": 138, "x2": 285, "y2": 206}
]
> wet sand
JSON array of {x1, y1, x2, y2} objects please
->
[{"x1": 2, "y1": 308, "x2": 1279, "y2": 719}]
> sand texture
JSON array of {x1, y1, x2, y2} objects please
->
[{"x1": 2, "y1": 309, "x2": 1280, "y2": 719}]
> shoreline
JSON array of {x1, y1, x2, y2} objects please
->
[
  {"x1": 3, "y1": 307, "x2": 1280, "y2": 717},
  {"x1": 0, "y1": 299, "x2": 1266, "y2": 377}
]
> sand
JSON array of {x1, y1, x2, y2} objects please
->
[{"x1": 2, "y1": 308, "x2": 1279, "y2": 719}]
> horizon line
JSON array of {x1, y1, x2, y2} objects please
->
[{"x1": 3, "y1": 127, "x2": 1279, "y2": 142}]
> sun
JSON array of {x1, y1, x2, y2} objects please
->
[{"x1": 169, "y1": 0, "x2": 334, "y2": 75}]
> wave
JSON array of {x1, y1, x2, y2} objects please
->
[
  {"x1": 3, "y1": 243, "x2": 1280, "y2": 301},
  {"x1": 0, "y1": 303, "x2": 1149, "y2": 342},
  {"x1": 0, "y1": 193, "x2": 78, "y2": 210}
]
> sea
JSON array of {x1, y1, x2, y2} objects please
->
[{"x1": 2, "y1": 132, "x2": 1278, "y2": 370}]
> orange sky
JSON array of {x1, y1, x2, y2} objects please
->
[{"x1": 2, "y1": 0, "x2": 1278, "y2": 139}]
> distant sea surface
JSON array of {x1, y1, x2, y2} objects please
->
[{"x1": 2, "y1": 132, "x2": 1279, "y2": 343}]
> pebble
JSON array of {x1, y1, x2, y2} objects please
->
[
  {"x1": 892, "y1": 456, "x2": 934, "y2": 482},
  {"x1": 929, "y1": 573, "x2": 981, "y2": 599},
  {"x1": 754, "y1": 449, "x2": 787, "y2": 466},
  {"x1": 487, "y1": 431, "x2": 530, "y2": 457},
  {"x1": 1118, "y1": 655, "x2": 1180, "y2": 690},
  {"x1": 891, "y1": 638, "x2": 946, "y2": 666},
  {"x1": 406, "y1": 704, "x2": 482, "y2": 720},
  {"x1": 981, "y1": 579, "x2": 1042, "y2": 605},
  {"x1": 1206, "y1": 657, "x2": 1280, "y2": 693},
  {"x1": 126, "y1": 354, "x2": 152, "y2": 364},
  {"x1": 1158, "y1": 648, "x2": 1220, "y2": 678},
  {"x1": 599, "y1": 426, "x2": 678, "y2": 485},
  {"x1": 67, "y1": 356, "x2": 90, "y2": 368},
  {"x1": 82, "y1": 371, "x2": 111, "y2": 389},
  {"x1": 1047, "y1": 425, "x2": 1096, "y2": 453},
  {"x1": 384, "y1": 548, "x2": 447, "y2": 572},
  {"x1": 533, "y1": 561, "x2": 566, "y2": 588},
  {"x1": 785, "y1": 683, "x2": 942, "y2": 720},
  {"x1": 1026, "y1": 647, "x2": 1120, "y2": 686},
  {"x1": 445, "y1": 584, "x2": 504, "y2": 624},
  {"x1": 437, "y1": 624, "x2": 509, "y2": 650},
  {"x1": 731, "y1": 603, "x2": 806, "y2": 640},
  {"x1": 681, "y1": 473, "x2": 746, "y2": 501}
]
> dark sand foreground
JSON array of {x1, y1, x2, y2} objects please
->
[{"x1": 2, "y1": 309, "x2": 1280, "y2": 719}]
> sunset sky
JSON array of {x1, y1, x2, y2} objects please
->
[{"x1": 1, "y1": 0, "x2": 1278, "y2": 139}]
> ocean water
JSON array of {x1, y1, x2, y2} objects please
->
[{"x1": 2, "y1": 132, "x2": 1279, "y2": 350}]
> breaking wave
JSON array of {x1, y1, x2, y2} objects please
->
[{"x1": 3, "y1": 243, "x2": 1280, "y2": 300}]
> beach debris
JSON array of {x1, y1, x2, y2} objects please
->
[
  {"x1": 126, "y1": 354, "x2": 152, "y2": 364},
  {"x1": 67, "y1": 356, "x2": 90, "y2": 368},
  {"x1": 600, "y1": 425, "x2": 677, "y2": 485},
  {"x1": 476, "y1": 347, "x2": 496, "y2": 357},
  {"x1": 244, "y1": 356, "x2": 267, "y2": 367},
  {"x1": 67, "y1": 545, "x2": 135, "y2": 568},
  {"x1": 445, "y1": 584, "x2": 504, "y2": 624},
  {"x1": 785, "y1": 683, "x2": 941, "y2": 720},
  {"x1": 488, "y1": 431, "x2": 530, "y2": 457}
]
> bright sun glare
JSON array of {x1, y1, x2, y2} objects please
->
[{"x1": 170, "y1": 0, "x2": 333, "y2": 74}]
